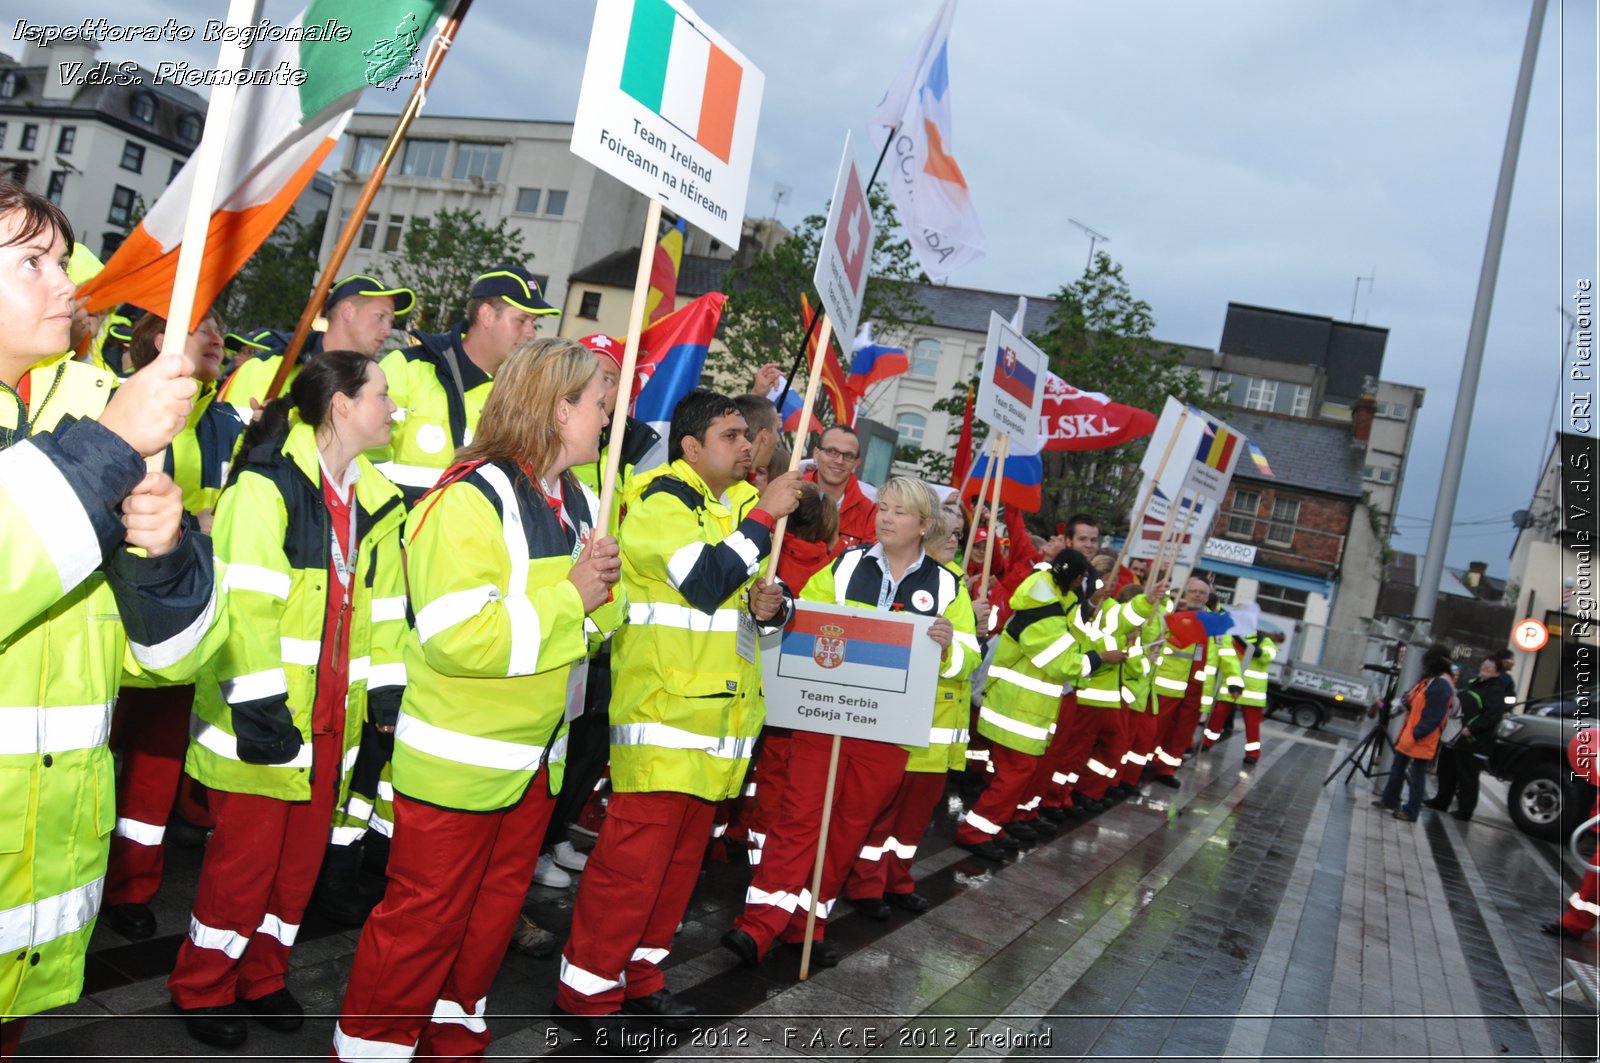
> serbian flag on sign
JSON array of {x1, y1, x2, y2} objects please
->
[
  {"x1": 77, "y1": 0, "x2": 449, "y2": 328},
  {"x1": 778, "y1": 607, "x2": 915, "y2": 694},
  {"x1": 847, "y1": 324, "x2": 910, "y2": 395},
  {"x1": 620, "y1": 0, "x2": 744, "y2": 163},
  {"x1": 625, "y1": 292, "x2": 727, "y2": 470}
]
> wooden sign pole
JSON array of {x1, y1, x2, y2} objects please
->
[
  {"x1": 594, "y1": 198, "x2": 665, "y2": 537},
  {"x1": 978, "y1": 432, "x2": 1010, "y2": 598},
  {"x1": 797, "y1": 733, "x2": 843, "y2": 980},
  {"x1": 960, "y1": 436, "x2": 997, "y2": 570},
  {"x1": 1117, "y1": 407, "x2": 1188, "y2": 581},
  {"x1": 764, "y1": 312, "x2": 835, "y2": 576}
]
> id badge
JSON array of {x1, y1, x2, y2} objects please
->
[
  {"x1": 565, "y1": 662, "x2": 588, "y2": 722},
  {"x1": 736, "y1": 611, "x2": 758, "y2": 663}
]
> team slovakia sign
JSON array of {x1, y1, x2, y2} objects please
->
[
  {"x1": 571, "y1": 0, "x2": 764, "y2": 246},
  {"x1": 975, "y1": 310, "x2": 1048, "y2": 451},
  {"x1": 813, "y1": 133, "x2": 873, "y2": 347},
  {"x1": 761, "y1": 601, "x2": 938, "y2": 745}
]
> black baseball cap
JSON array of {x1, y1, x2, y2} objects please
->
[
  {"x1": 325, "y1": 274, "x2": 416, "y2": 318},
  {"x1": 469, "y1": 265, "x2": 559, "y2": 316},
  {"x1": 223, "y1": 328, "x2": 287, "y2": 356}
]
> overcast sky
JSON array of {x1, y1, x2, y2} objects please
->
[{"x1": 10, "y1": 1, "x2": 1596, "y2": 575}]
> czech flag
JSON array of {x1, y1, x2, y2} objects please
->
[
  {"x1": 847, "y1": 324, "x2": 909, "y2": 394},
  {"x1": 992, "y1": 344, "x2": 1037, "y2": 407},
  {"x1": 962, "y1": 448, "x2": 1043, "y2": 512},
  {"x1": 778, "y1": 606, "x2": 915, "y2": 695}
]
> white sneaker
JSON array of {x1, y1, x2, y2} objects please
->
[
  {"x1": 533, "y1": 852, "x2": 572, "y2": 888},
  {"x1": 551, "y1": 840, "x2": 588, "y2": 873}
]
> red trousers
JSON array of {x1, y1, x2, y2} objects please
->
[
  {"x1": 1119, "y1": 711, "x2": 1159, "y2": 786},
  {"x1": 1205, "y1": 702, "x2": 1264, "y2": 757},
  {"x1": 956, "y1": 743, "x2": 1039, "y2": 844},
  {"x1": 1070, "y1": 709, "x2": 1130, "y2": 801},
  {"x1": 742, "y1": 729, "x2": 794, "y2": 867},
  {"x1": 168, "y1": 731, "x2": 340, "y2": 1009},
  {"x1": 0, "y1": 1020, "x2": 23, "y2": 1059},
  {"x1": 105, "y1": 685, "x2": 194, "y2": 906},
  {"x1": 1152, "y1": 688, "x2": 1203, "y2": 777},
  {"x1": 1560, "y1": 868, "x2": 1600, "y2": 936},
  {"x1": 1033, "y1": 694, "x2": 1077, "y2": 812},
  {"x1": 733, "y1": 733, "x2": 907, "y2": 954},
  {"x1": 557, "y1": 791, "x2": 716, "y2": 1015},
  {"x1": 844, "y1": 769, "x2": 948, "y2": 899},
  {"x1": 334, "y1": 778, "x2": 555, "y2": 1060}
]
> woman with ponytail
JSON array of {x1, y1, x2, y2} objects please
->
[{"x1": 167, "y1": 351, "x2": 409, "y2": 1050}]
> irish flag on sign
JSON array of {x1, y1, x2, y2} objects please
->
[{"x1": 621, "y1": 0, "x2": 743, "y2": 163}]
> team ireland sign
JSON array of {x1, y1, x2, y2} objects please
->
[
  {"x1": 571, "y1": 0, "x2": 764, "y2": 247},
  {"x1": 761, "y1": 601, "x2": 938, "y2": 745},
  {"x1": 812, "y1": 132, "x2": 873, "y2": 347}
]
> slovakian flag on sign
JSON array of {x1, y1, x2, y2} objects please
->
[
  {"x1": 992, "y1": 344, "x2": 1037, "y2": 406},
  {"x1": 621, "y1": 0, "x2": 744, "y2": 163},
  {"x1": 778, "y1": 608, "x2": 915, "y2": 693}
]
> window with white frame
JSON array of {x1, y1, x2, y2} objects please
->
[
  {"x1": 1225, "y1": 489, "x2": 1260, "y2": 539},
  {"x1": 1244, "y1": 377, "x2": 1278, "y2": 411},
  {"x1": 120, "y1": 142, "x2": 145, "y2": 173},
  {"x1": 1290, "y1": 384, "x2": 1311, "y2": 417},
  {"x1": 107, "y1": 185, "x2": 136, "y2": 226},
  {"x1": 1205, "y1": 572, "x2": 1239, "y2": 606},
  {"x1": 910, "y1": 338, "x2": 940, "y2": 378},
  {"x1": 895, "y1": 412, "x2": 927, "y2": 447},
  {"x1": 56, "y1": 127, "x2": 75, "y2": 154},
  {"x1": 400, "y1": 139, "x2": 447, "y2": 178},
  {"x1": 1375, "y1": 400, "x2": 1409, "y2": 420},
  {"x1": 357, "y1": 211, "x2": 379, "y2": 250},
  {"x1": 351, "y1": 137, "x2": 384, "y2": 176},
  {"x1": 1265, "y1": 498, "x2": 1299, "y2": 547},
  {"x1": 1363, "y1": 464, "x2": 1396, "y2": 484},
  {"x1": 452, "y1": 142, "x2": 503, "y2": 182},
  {"x1": 1258, "y1": 583, "x2": 1309, "y2": 620},
  {"x1": 382, "y1": 214, "x2": 405, "y2": 253}
]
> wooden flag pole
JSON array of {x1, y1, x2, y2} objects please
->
[
  {"x1": 594, "y1": 198, "x2": 665, "y2": 537},
  {"x1": 1116, "y1": 407, "x2": 1188, "y2": 579},
  {"x1": 798, "y1": 732, "x2": 843, "y2": 980},
  {"x1": 154, "y1": 0, "x2": 259, "y2": 468},
  {"x1": 978, "y1": 432, "x2": 1010, "y2": 597},
  {"x1": 266, "y1": 0, "x2": 476, "y2": 403},
  {"x1": 1161, "y1": 496, "x2": 1203, "y2": 587},
  {"x1": 1145, "y1": 494, "x2": 1185, "y2": 597},
  {"x1": 960, "y1": 436, "x2": 997, "y2": 569},
  {"x1": 764, "y1": 312, "x2": 835, "y2": 577}
]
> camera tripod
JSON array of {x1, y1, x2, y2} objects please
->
[{"x1": 1323, "y1": 665, "x2": 1404, "y2": 788}]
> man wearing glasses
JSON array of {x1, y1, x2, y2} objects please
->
[{"x1": 805, "y1": 425, "x2": 876, "y2": 549}]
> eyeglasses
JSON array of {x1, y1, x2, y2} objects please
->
[{"x1": 817, "y1": 445, "x2": 859, "y2": 462}]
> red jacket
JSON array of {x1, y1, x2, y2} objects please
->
[
  {"x1": 805, "y1": 470, "x2": 876, "y2": 550},
  {"x1": 778, "y1": 535, "x2": 837, "y2": 597}
]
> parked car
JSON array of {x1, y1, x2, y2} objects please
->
[{"x1": 1489, "y1": 701, "x2": 1598, "y2": 842}]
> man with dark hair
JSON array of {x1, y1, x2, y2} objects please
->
[
  {"x1": 556, "y1": 390, "x2": 803, "y2": 1034},
  {"x1": 1063, "y1": 513, "x2": 1101, "y2": 556},
  {"x1": 732, "y1": 393, "x2": 781, "y2": 481},
  {"x1": 807, "y1": 424, "x2": 875, "y2": 548}
]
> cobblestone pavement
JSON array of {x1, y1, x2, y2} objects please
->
[{"x1": 16, "y1": 719, "x2": 1600, "y2": 1060}]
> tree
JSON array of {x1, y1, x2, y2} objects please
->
[
  {"x1": 714, "y1": 190, "x2": 929, "y2": 404},
  {"x1": 216, "y1": 210, "x2": 324, "y2": 330},
  {"x1": 919, "y1": 253, "x2": 1207, "y2": 534},
  {"x1": 389, "y1": 208, "x2": 529, "y2": 330}
]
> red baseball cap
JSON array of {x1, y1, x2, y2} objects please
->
[{"x1": 578, "y1": 333, "x2": 624, "y2": 368}]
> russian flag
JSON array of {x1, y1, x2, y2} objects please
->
[
  {"x1": 627, "y1": 292, "x2": 727, "y2": 470},
  {"x1": 992, "y1": 344, "x2": 1037, "y2": 406},
  {"x1": 778, "y1": 607, "x2": 915, "y2": 693},
  {"x1": 962, "y1": 448, "x2": 1043, "y2": 512},
  {"x1": 848, "y1": 324, "x2": 910, "y2": 393}
]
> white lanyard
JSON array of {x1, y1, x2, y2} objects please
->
[{"x1": 329, "y1": 504, "x2": 358, "y2": 591}]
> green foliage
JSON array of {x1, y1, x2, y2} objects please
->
[
  {"x1": 714, "y1": 191, "x2": 929, "y2": 403},
  {"x1": 920, "y1": 253, "x2": 1206, "y2": 534},
  {"x1": 216, "y1": 209, "x2": 325, "y2": 331},
  {"x1": 388, "y1": 208, "x2": 529, "y2": 331}
]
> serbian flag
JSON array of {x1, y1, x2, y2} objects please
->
[
  {"x1": 801, "y1": 294, "x2": 857, "y2": 427},
  {"x1": 627, "y1": 292, "x2": 727, "y2": 470},
  {"x1": 77, "y1": 0, "x2": 449, "y2": 328},
  {"x1": 961, "y1": 448, "x2": 1043, "y2": 512},
  {"x1": 777, "y1": 605, "x2": 915, "y2": 694},
  {"x1": 847, "y1": 324, "x2": 909, "y2": 395},
  {"x1": 620, "y1": 0, "x2": 745, "y2": 164},
  {"x1": 1040, "y1": 375, "x2": 1159, "y2": 452},
  {"x1": 645, "y1": 217, "x2": 686, "y2": 325}
]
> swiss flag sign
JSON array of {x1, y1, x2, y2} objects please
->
[{"x1": 833, "y1": 164, "x2": 870, "y2": 293}]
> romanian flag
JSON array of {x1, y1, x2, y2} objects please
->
[
  {"x1": 77, "y1": 0, "x2": 448, "y2": 329},
  {"x1": 1195, "y1": 419, "x2": 1239, "y2": 471},
  {"x1": 645, "y1": 217, "x2": 686, "y2": 325},
  {"x1": 621, "y1": 0, "x2": 744, "y2": 164},
  {"x1": 1247, "y1": 439, "x2": 1275, "y2": 477}
]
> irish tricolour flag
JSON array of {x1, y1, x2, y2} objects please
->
[
  {"x1": 78, "y1": 0, "x2": 447, "y2": 328},
  {"x1": 620, "y1": 0, "x2": 742, "y2": 163}
]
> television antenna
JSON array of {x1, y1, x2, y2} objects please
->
[{"x1": 1068, "y1": 218, "x2": 1109, "y2": 275}]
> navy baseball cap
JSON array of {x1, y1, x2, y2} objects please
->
[
  {"x1": 469, "y1": 265, "x2": 559, "y2": 316},
  {"x1": 325, "y1": 274, "x2": 416, "y2": 318},
  {"x1": 223, "y1": 328, "x2": 288, "y2": 356}
]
